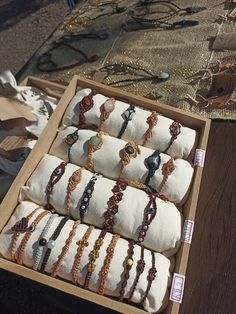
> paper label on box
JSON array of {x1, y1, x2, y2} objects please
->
[
  {"x1": 181, "y1": 220, "x2": 195, "y2": 244},
  {"x1": 194, "y1": 149, "x2": 205, "y2": 167},
  {"x1": 170, "y1": 273, "x2": 185, "y2": 304}
]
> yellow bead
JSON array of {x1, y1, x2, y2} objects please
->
[{"x1": 127, "y1": 258, "x2": 133, "y2": 266}]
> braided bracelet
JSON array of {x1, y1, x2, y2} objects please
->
[
  {"x1": 65, "y1": 129, "x2": 79, "y2": 163},
  {"x1": 99, "y1": 98, "x2": 116, "y2": 130},
  {"x1": 79, "y1": 173, "x2": 101, "y2": 222},
  {"x1": 66, "y1": 168, "x2": 83, "y2": 216},
  {"x1": 163, "y1": 120, "x2": 181, "y2": 153},
  {"x1": 128, "y1": 246, "x2": 145, "y2": 302},
  {"x1": 78, "y1": 90, "x2": 97, "y2": 129},
  {"x1": 51, "y1": 220, "x2": 80, "y2": 278},
  {"x1": 40, "y1": 216, "x2": 70, "y2": 273},
  {"x1": 98, "y1": 234, "x2": 120, "y2": 295},
  {"x1": 137, "y1": 195, "x2": 157, "y2": 243},
  {"x1": 145, "y1": 150, "x2": 161, "y2": 186},
  {"x1": 15, "y1": 210, "x2": 50, "y2": 265},
  {"x1": 9, "y1": 207, "x2": 41, "y2": 261},
  {"x1": 140, "y1": 250, "x2": 157, "y2": 305},
  {"x1": 103, "y1": 180, "x2": 127, "y2": 232},
  {"x1": 119, "y1": 240, "x2": 135, "y2": 301},
  {"x1": 86, "y1": 131, "x2": 105, "y2": 172},
  {"x1": 46, "y1": 161, "x2": 68, "y2": 211},
  {"x1": 118, "y1": 104, "x2": 136, "y2": 139},
  {"x1": 83, "y1": 229, "x2": 107, "y2": 289},
  {"x1": 157, "y1": 157, "x2": 176, "y2": 196},
  {"x1": 142, "y1": 111, "x2": 158, "y2": 146},
  {"x1": 33, "y1": 213, "x2": 58, "y2": 270},
  {"x1": 71, "y1": 225, "x2": 94, "y2": 284},
  {"x1": 119, "y1": 141, "x2": 140, "y2": 178}
]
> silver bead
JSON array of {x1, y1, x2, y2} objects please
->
[{"x1": 47, "y1": 240, "x2": 55, "y2": 249}]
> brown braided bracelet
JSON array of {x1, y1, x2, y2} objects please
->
[
  {"x1": 137, "y1": 194, "x2": 157, "y2": 243},
  {"x1": 98, "y1": 234, "x2": 120, "y2": 295},
  {"x1": 142, "y1": 111, "x2": 158, "y2": 146},
  {"x1": 66, "y1": 168, "x2": 83, "y2": 216},
  {"x1": 78, "y1": 90, "x2": 97, "y2": 129},
  {"x1": 119, "y1": 141, "x2": 141, "y2": 178},
  {"x1": 99, "y1": 98, "x2": 116, "y2": 130},
  {"x1": 86, "y1": 131, "x2": 105, "y2": 172},
  {"x1": 103, "y1": 180, "x2": 127, "y2": 232},
  {"x1": 83, "y1": 229, "x2": 107, "y2": 289},
  {"x1": 119, "y1": 239, "x2": 135, "y2": 301},
  {"x1": 140, "y1": 250, "x2": 157, "y2": 305},
  {"x1": 163, "y1": 120, "x2": 181, "y2": 153},
  {"x1": 128, "y1": 246, "x2": 145, "y2": 302},
  {"x1": 157, "y1": 157, "x2": 176, "y2": 197},
  {"x1": 71, "y1": 225, "x2": 94, "y2": 284},
  {"x1": 15, "y1": 210, "x2": 50, "y2": 265},
  {"x1": 9, "y1": 207, "x2": 41, "y2": 261},
  {"x1": 51, "y1": 220, "x2": 80, "y2": 278},
  {"x1": 46, "y1": 161, "x2": 68, "y2": 211}
]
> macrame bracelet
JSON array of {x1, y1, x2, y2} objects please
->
[
  {"x1": 71, "y1": 225, "x2": 94, "y2": 284},
  {"x1": 103, "y1": 180, "x2": 127, "y2": 232},
  {"x1": 65, "y1": 129, "x2": 79, "y2": 163},
  {"x1": 142, "y1": 111, "x2": 158, "y2": 146},
  {"x1": 83, "y1": 229, "x2": 107, "y2": 289},
  {"x1": 46, "y1": 161, "x2": 68, "y2": 211},
  {"x1": 86, "y1": 131, "x2": 105, "y2": 172},
  {"x1": 137, "y1": 195, "x2": 157, "y2": 243},
  {"x1": 51, "y1": 220, "x2": 80, "y2": 278},
  {"x1": 15, "y1": 210, "x2": 50, "y2": 265},
  {"x1": 128, "y1": 246, "x2": 145, "y2": 302},
  {"x1": 140, "y1": 250, "x2": 157, "y2": 305},
  {"x1": 119, "y1": 141, "x2": 141, "y2": 178},
  {"x1": 66, "y1": 168, "x2": 83, "y2": 216},
  {"x1": 145, "y1": 150, "x2": 161, "y2": 186},
  {"x1": 9, "y1": 207, "x2": 41, "y2": 261},
  {"x1": 118, "y1": 104, "x2": 136, "y2": 139},
  {"x1": 127, "y1": 179, "x2": 146, "y2": 190},
  {"x1": 119, "y1": 239, "x2": 135, "y2": 301},
  {"x1": 99, "y1": 98, "x2": 116, "y2": 130},
  {"x1": 78, "y1": 90, "x2": 97, "y2": 129},
  {"x1": 40, "y1": 216, "x2": 70, "y2": 273},
  {"x1": 98, "y1": 234, "x2": 120, "y2": 295},
  {"x1": 33, "y1": 213, "x2": 58, "y2": 271},
  {"x1": 79, "y1": 173, "x2": 101, "y2": 222},
  {"x1": 163, "y1": 120, "x2": 181, "y2": 153},
  {"x1": 157, "y1": 157, "x2": 176, "y2": 196}
]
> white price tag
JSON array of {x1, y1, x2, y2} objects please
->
[
  {"x1": 194, "y1": 149, "x2": 205, "y2": 167},
  {"x1": 170, "y1": 273, "x2": 185, "y2": 304},
  {"x1": 182, "y1": 220, "x2": 195, "y2": 244}
]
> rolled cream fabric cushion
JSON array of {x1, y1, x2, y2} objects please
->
[
  {"x1": 20, "y1": 154, "x2": 183, "y2": 256},
  {"x1": 0, "y1": 201, "x2": 174, "y2": 313},
  {"x1": 50, "y1": 127, "x2": 194, "y2": 204},
  {"x1": 63, "y1": 88, "x2": 197, "y2": 159}
]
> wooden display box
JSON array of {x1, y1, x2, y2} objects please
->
[{"x1": 0, "y1": 76, "x2": 211, "y2": 314}]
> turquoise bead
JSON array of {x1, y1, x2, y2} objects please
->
[{"x1": 90, "y1": 135, "x2": 101, "y2": 148}]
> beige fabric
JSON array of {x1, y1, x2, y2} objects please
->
[
  {"x1": 0, "y1": 201, "x2": 174, "y2": 313},
  {"x1": 50, "y1": 127, "x2": 194, "y2": 204}
]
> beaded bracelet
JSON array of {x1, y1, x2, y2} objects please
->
[
  {"x1": 163, "y1": 120, "x2": 181, "y2": 153},
  {"x1": 40, "y1": 216, "x2": 70, "y2": 273},
  {"x1": 86, "y1": 131, "x2": 105, "y2": 172},
  {"x1": 78, "y1": 90, "x2": 97, "y2": 129},
  {"x1": 9, "y1": 207, "x2": 41, "y2": 261},
  {"x1": 145, "y1": 150, "x2": 161, "y2": 186},
  {"x1": 83, "y1": 229, "x2": 107, "y2": 289},
  {"x1": 66, "y1": 168, "x2": 83, "y2": 216},
  {"x1": 119, "y1": 141, "x2": 141, "y2": 178},
  {"x1": 46, "y1": 161, "x2": 68, "y2": 211},
  {"x1": 103, "y1": 180, "x2": 127, "y2": 232},
  {"x1": 65, "y1": 129, "x2": 79, "y2": 163},
  {"x1": 51, "y1": 220, "x2": 80, "y2": 278},
  {"x1": 140, "y1": 250, "x2": 157, "y2": 305},
  {"x1": 15, "y1": 210, "x2": 50, "y2": 265},
  {"x1": 98, "y1": 234, "x2": 120, "y2": 295},
  {"x1": 71, "y1": 225, "x2": 94, "y2": 284},
  {"x1": 119, "y1": 239, "x2": 135, "y2": 301},
  {"x1": 128, "y1": 246, "x2": 145, "y2": 302},
  {"x1": 99, "y1": 98, "x2": 116, "y2": 130},
  {"x1": 79, "y1": 173, "x2": 101, "y2": 222},
  {"x1": 118, "y1": 104, "x2": 136, "y2": 139},
  {"x1": 137, "y1": 195, "x2": 157, "y2": 243},
  {"x1": 157, "y1": 157, "x2": 176, "y2": 196},
  {"x1": 142, "y1": 111, "x2": 158, "y2": 146},
  {"x1": 33, "y1": 213, "x2": 58, "y2": 270}
]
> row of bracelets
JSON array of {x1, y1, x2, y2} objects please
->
[{"x1": 9, "y1": 209, "x2": 156, "y2": 304}]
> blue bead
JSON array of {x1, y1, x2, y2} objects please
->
[
  {"x1": 28, "y1": 226, "x2": 35, "y2": 232},
  {"x1": 148, "y1": 207, "x2": 155, "y2": 214},
  {"x1": 54, "y1": 168, "x2": 61, "y2": 176}
]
